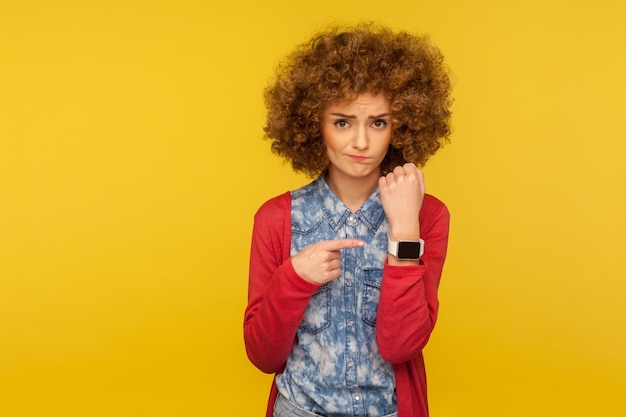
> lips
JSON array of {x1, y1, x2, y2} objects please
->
[{"x1": 348, "y1": 155, "x2": 368, "y2": 162}]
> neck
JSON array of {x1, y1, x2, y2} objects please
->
[{"x1": 325, "y1": 168, "x2": 380, "y2": 212}]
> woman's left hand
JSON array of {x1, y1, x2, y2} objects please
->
[{"x1": 378, "y1": 163, "x2": 424, "y2": 242}]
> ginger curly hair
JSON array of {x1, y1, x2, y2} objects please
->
[{"x1": 264, "y1": 23, "x2": 453, "y2": 177}]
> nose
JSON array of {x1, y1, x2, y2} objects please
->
[{"x1": 352, "y1": 125, "x2": 369, "y2": 150}]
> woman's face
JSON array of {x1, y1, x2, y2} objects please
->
[{"x1": 321, "y1": 92, "x2": 392, "y2": 184}]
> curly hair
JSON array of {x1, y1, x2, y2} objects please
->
[{"x1": 264, "y1": 22, "x2": 453, "y2": 177}]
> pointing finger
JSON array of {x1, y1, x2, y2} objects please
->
[{"x1": 322, "y1": 239, "x2": 365, "y2": 251}]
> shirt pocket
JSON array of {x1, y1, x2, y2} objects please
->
[
  {"x1": 362, "y1": 268, "x2": 383, "y2": 327},
  {"x1": 299, "y1": 282, "x2": 332, "y2": 334}
]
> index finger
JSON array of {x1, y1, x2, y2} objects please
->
[{"x1": 321, "y1": 239, "x2": 365, "y2": 251}]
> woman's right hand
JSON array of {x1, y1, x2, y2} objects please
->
[{"x1": 291, "y1": 239, "x2": 364, "y2": 285}]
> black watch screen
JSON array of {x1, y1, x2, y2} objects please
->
[{"x1": 397, "y1": 241, "x2": 422, "y2": 260}]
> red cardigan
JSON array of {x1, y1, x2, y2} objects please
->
[{"x1": 244, "y1": 191, "x2": 450, "y2": 417}]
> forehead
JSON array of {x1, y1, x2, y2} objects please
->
[{"x1": 324, "y1": 92, "x2": 390, "y2": 113}]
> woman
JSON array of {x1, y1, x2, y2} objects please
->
[{"x1": 244, "y1": 23, "x2": 453, "y2": 417}]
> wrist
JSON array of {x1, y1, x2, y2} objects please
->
[
  {"x1": 388, "y1": 231, "x2": 420, "y2": 241},
  {"x1": 388, "y1": 224, "x2": 420, "y2": 242},
  {"x1": 387, "y1": 237, "x2": 424, "y2": 261}
]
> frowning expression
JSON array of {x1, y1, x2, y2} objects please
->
[{"x1": 322, "y1": 92, "x2": 392, "y2": 182}]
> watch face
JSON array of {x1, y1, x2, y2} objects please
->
[{"x1": 397, "y1": 241, "x2": 422, "y2": 260}]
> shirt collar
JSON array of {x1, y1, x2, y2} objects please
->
[{"x1": 314, "y1": 176, "x2": 386, "y2": 234}]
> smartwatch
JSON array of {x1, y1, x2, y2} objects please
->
[{"x1": 388, "y1": 238, "x2": 424, "y2": 260}]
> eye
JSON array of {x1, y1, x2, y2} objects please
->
[
  {"x1": 371, "y1": 119, "x2": 388, "y2": 128},
  {"x1": 333, "y1": 120, "x2": 350, "y2": 128}
]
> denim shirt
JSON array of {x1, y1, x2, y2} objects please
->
[{"x1": 275, "y1": 176, "x2": 397, "y2": 417}]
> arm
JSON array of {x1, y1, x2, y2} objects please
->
[
  {"x1": 376, "y1": 195, "x2": 450, "y2": 363},
  {"x1": 244, "y1": 193, "x2": 368, "y2": 372},
  {"x1": 243, "y1": 194, "x2": 320, "y2": 374}
]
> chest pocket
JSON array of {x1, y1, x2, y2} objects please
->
[
  {"x1": 299, "y1": 282, "x2": 332, "y2": 334},
  {"x1": 362, "y1": 268, "x2": 383, "y2": 327}
]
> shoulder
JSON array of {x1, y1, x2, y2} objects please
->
[
  {"x1": 420, "y1": 193, "x2": 450, "y2": 223},
  {"x1": 255, "y1": 180, "x2": 319, "y2": 222},
  {"x1": 254, "y1": 192, "x2": 292, "y2": 224},
  {"x1": 422, "y1": 193, "x2": 447, "y2": 211}
]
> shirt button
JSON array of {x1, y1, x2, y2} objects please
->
[
  {"x1": 348, "y1": 214, "x2": 355, "y2": 222},
  {"x1": 347, "y1": 320, "x2": 354, "y2": 326},
  {"x1": 354, "y1": 395, "x2": 361, "y2": 401},
  {"x1": 348, "y1": 360, "x2": 354, "y2": 367},
  {"x1": 346, "y1": 280, "x2": 353, "y2": 286}
]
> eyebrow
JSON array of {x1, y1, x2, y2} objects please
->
[{"x1": 329, "y1": 112, "x2": 391, "y2": 119}]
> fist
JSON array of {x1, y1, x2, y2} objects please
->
[
  {"x1": 291, "y1": 239, "x2": 364, "y2": 285},
  {"x1": 378, "y1": 163, "x2": 424, "y2": 241}
]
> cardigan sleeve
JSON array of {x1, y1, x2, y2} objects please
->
[
  {"x1": 376, "y1": 194, "x2": 450, "y2": 364},
  {"x1": 243, "y1": 193, "x2": 320, "y2": 374}
]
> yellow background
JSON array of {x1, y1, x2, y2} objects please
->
[{"x1": 1, "y1": 0, "x2": 625, "y2": 415}]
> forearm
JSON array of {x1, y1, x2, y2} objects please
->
[
  {"x1": 375, "y1": 264, "x2": 436, "y2": 363},
  {"x1": 244, "y1": 258, "x2": 319, "y2": 373},
  {"x1": 376, "y1": 199, "x2": 450, "y2": 363}
]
